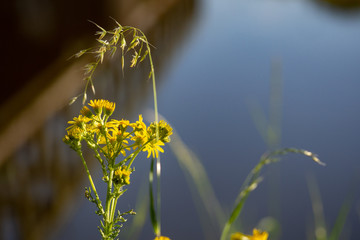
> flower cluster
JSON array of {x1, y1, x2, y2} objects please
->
[
  {"x1": 154, "y1": 236, "x2": 171, "y2": 240},
  {"x1": 113, "y1": 166, "x2": 132, "y2": 185},
  {"x1": 231, "y1": 229, "x2": 268, "y2": 240},
  {"x1": 63, "y1": 99, "x2": 172, "y2": 162},
  {"x1": 63, "y1": 99, "x2": 172, "y2": 239}
]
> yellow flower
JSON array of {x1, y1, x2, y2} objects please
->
[
  {"x1": 66, "y1": 115, "x2": 91, "y2": 131},
  {"x1": 106, "y1": 119, "x2": 121, "y2": 131},
  {"x1": 158, "y1": 120, "x2": 173, "y2": 143},
  {"x1": 143, "y1": 139, "x2": 165, "y2": 158},
  {"x1": 114, "y1": 166, "x2": 132, "y2": 185},
  {"x1": 130, "y1": 115, "x2": 149, "y2": 148},
  {"x1": 88, "y1": 99, "x2": 115, "y2": 116},
  {"x1": 231, "y1": 229, "x2": 268, "y2": 240},
  {"x1": 88, "y1": 99, "x2": 104, "y2": 115},
  {"x1": 148, "y1": 120, "x2": 173, "y2": 143},
  {"x1": 99, "y1": 128, "x2": 129, "y2": 157},
  {"x1": 107, "y1": 119, "x2": 131, "y2": 138},
  {"x1": 131, "y1": 114, "x2": 147, "y2": 132},
  {"x1": 80, "y1": 106, "x2": 93, "y2": 118},
  {"x1": 66, "y1": 126, "x2": 84, "y2": 140},
  {"x1": 131, "y1": 130, "x2": 149, "y2": 149},
  {"x1": 154, "y1": 236, "x2": 171, "y2": 240},
  {"x1": 103, "y1": 100, "x2": 115, "y2": 116},
  {"x1": 117, "y1": 119, "x2": 130, "y2": 132},
  {"x1": 65, "y1": 115, "x2": 92, "y2": 141}
]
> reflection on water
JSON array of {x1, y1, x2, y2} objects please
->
[
  {"x1": 0, "y1": 0, "x2": 197, "y2": 239},
  {"x1": 315, "y1": 0, "x2": 360, "y2": 10}
]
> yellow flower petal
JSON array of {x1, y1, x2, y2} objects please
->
[{"x1": 154, "y1": 236, "x2": 171, "y2": 240}]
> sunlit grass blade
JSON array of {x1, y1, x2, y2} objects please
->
[
  {"x1": 308, "y1": 174, "x2": 353, "y2": 240},
  {"x1": 169, "y1": 128, "x2": 226, "y2": 238},
  {"x1": 220, "y1": 148, "x2": 325, "y2": 240},
  {"x1": 328, "y1": 194, "x2": 352, "y2": 240},
  {"x1": 307, "y1": 174, "x2": 327, "y2": 240},
  {"x1": 126, "y1": 179, "x2": 148, "y2": 240}
]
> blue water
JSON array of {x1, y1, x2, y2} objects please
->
[{"x1": 151, "y1": 0, "x2": 360, "y2": 239}]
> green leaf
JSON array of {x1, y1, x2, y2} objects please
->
[{"x1": 329, "y1": 196, "x2": 352, "y2": 240}]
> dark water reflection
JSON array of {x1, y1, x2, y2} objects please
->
[
  {"x1": 1, "y1": 0, "x2": 197, "y2": 239},
  {"x1": 1, "y1": 0, "x2": 360, "y2": 239}
]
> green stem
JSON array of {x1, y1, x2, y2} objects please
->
[
  {"x1": 94, "y1": 149, "x2": 107, "y2": 177},
  {"x1": 104, "y1": 169, "x2": 114, "y2": 236},
  {"x1": 142, "y1": 30, "x2": 161, "y2": 237},
  {"x1": 110, "y1": 194, "x2": 121, "y2": 223},
  {"x1": 117, "y1": 138, "x2": 153, "y2": 170},
  {"x1": 77, "y1": 150, "x2": 105, "y2": 216}
]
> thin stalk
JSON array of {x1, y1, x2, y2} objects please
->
[
  {"x1": 142, "y1": 31, "x2": 161, "y2": 237},
  {"x1": 77, "y1": 150, "x2": 105, "y2": 216},
  {"x1": 156, "y1": 155, "x2": 161, "y2": 236}
]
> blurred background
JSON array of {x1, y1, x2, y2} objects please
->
[{"x1": 1, "y1": 0, "x2": 360, "y2": 239}]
